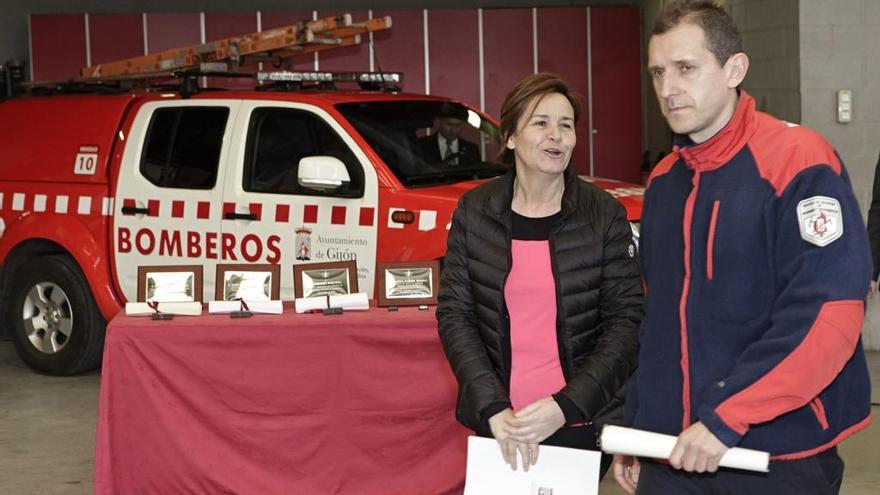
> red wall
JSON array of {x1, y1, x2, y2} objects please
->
[
  {"x1": 30, "y1": 14, "x2": 86, "y2": 81},
  {"x1": 29, "y1": 7, "x2": 642, "y2": 183},
  {"x1": 537, "y1": 8, "x2": 591, "y2": 176},
  {"x1": 590, "y1": 7, "x2": 644, "y2": 183}
]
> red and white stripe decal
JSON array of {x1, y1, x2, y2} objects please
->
[
  {"x1": 0, "y1": 192, "x2": 387, "y2": 229},
  {"x1": 128, "y1": 198, "x2": 377, "y2": 228},
  {"x1": 0, "y1": 192, "x2": 113, "y2": 217},
  {"x1": 171, "y1": 200, "x2": 185, "y2": 218},
  {"x1": 275, "y1": 204, "x2": 290, "y2": 223}
]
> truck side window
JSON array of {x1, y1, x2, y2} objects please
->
[
  {"x1": 243, "y1": 108, "x2": 364, "y2": 198},
  {"x1": 140, "y1": 107, "x2": 229, "y2": 189}
]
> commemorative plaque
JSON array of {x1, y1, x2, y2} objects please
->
[
  {"x1": 375, "y1": 260, "x2": 440, "y2": 307},
  {"x1": 293, "y1": 261, "x2": 359, "y2": 298},
  {"x1": 215, "y1": 264, "x2": 281, "y2": 301},
  {"x1": 136, "y1": 265, "x2": 203, "y2": 302}
]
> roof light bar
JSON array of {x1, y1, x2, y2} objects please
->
[
  {"x1": 358, "y1": 73, "x2": 401, "y2": 83},
  {"x1": 256, "y1": 70, "x2": 403, "y2": 89},
  {"x1": 258, "y1": 71, "x2": 335, "y2": 83}
]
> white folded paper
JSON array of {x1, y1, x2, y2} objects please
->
[
  {"x1": 600, "y1": 425, "x2": 769, "y2": 473},
  {"x1": 294, "y1": 293, "x2": 370, "y2": 313},
  {"x1": 464, "y1": 436, "x2": 599, "y2": 495},
  {"x1": 125, "y1": 302, "x2": 203, "y2": 316},
  {"x1": 329, "y1": 292, "x2": 369, "y2": 310},
  {"x1": 207, "y1": 300, "x2": 283, "y2": 315}
]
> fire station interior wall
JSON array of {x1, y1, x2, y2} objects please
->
[{"x1": 27, "y1": 7, "x2": 643, "y2": 183}]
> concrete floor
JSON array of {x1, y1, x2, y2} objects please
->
[{"x1": 0, "y1": 343, "x2": 877, "y2": 495}]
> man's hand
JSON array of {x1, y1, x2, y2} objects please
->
[
  {"x1": 669, "y1": 421, "x2": 728, "y2": 473},
  {"x1": 612, "y1": 455, "x2": 640, "y2": 494},
  {"x1": 869, "y1": 280, "x2": 877, "y2": 298},
  {"x1": 488, "y1": 409, "x2": 537, "y2": 471},
  {"x1": 506, "y1": 397, "x2": 566, "y2": 445}
]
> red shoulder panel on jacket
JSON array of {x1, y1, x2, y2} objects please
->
[
  {"x1": 749, "y1": 113, "x2": 842, "y2": 196},
  {"x1": 646, "y1": 151, "x2": 680, "y2": 188}
]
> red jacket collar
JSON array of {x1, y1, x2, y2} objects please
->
[{"x1": 672, "y1": 91, "x2": 759, "y2": 172}]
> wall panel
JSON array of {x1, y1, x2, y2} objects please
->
[
  {"x1": 590, "y1": 6, "x2": 642, "y2": 183},
  {"x1": 482, "y1": 8, "x2": 533, "y2": 117},
  {"x1": 537, "y1": 7, "x2": 590, "y2": 176},
  {"x1": 371, "y1": 9, "x2": 425, "y2": 94},
  {"x1": 427, "y1": 10, "x2": 479, "y2": 109},
  {"x1": 89, "y1": 14, "x2": 144, "y2": 65},
  {"x1": 30, "y1": 14, "x2": 86, "y2": 81},
  {"x1": 145, "y1": 13, "x2": 201, "y2": 54}
]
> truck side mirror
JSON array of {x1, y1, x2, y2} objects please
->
[{"x1": 297, "y1": 156, "x2": 351, "y2": 191}]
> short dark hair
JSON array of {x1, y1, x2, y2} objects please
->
[
  {"x1": 498, "y1": 72, "x2": 580, "y2": 164},
  {"x1": 653, "y1": 1, "x2": 744, "y2": 67}
]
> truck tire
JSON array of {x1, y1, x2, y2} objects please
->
[{"x1": 8, "y1": 255, "x2": 105, "y2": 375}]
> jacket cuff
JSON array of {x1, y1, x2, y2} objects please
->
[
  {"x1": 552, "y1": 393, "x2": 586, "y2": 425},
  {"x1": 479, "y1": 401, "x2": 512, "y2": 424},
  {"x1": 697, "y1": 405, "x2": 746, "y2": 448}
]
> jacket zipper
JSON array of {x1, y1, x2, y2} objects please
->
[
  {"x1": 547, "y1": 233, "x2": 570, "y2": 381},
  {"x1": 707, "y1": 200, "x2": 720, "y2": 281},
  {"x1": 499, "y1": 215, "x2": 513, "y2": 388},
  {"x1": 679, "y1": 170, "x2": 702, "y2": 430}
]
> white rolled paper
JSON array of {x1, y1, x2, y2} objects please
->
[
  {"x1": 329, "y1": 292, "x2": 369, "y2": 310},
  {"x1": 125, "y1": 302, "x2": 203, "y2": 316},
  {"x1": 600, "y1": 425, "x2": 769, "y2": 473},
  {"x1": 208, "y1": 300, "x2": 283, "y2": 314},
  {"x1": 294, "y1": 296, "x2": 329, "y2": 314}
]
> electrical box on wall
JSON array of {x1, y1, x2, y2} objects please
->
[{"x1": 837, "y1": 89, "x2": 852, "y2": 123}]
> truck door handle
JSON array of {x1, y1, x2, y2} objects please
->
[
  {"x1": 224, "y1": 212, "x2": 257, "y2": 221},
  {"x1": 121, "y1": 206, "x2": 151, "y2": 215}
]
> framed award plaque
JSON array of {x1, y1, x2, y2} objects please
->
[
  {"x1": 375, "y1": 260, "x2": 440, "y2": 307},
  {"x1": 136, "y1": 265, "x2": 203, "y2": 302},
  {"x1": 215, "y1": 264, "x2": 281, "y2": 301},
  {"x1": 293, "y1": 261, "x2": 359, "y2": 298}
]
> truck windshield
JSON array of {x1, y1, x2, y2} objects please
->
[{"x1": 335, "y1": 100, "x2": 508, "y2": 187}]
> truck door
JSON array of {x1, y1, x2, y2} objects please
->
[
  {"x1": 112, "y1": 100, "x2": 237, "y2": 302},
  {"x1": 221, "y1": 102, "x2": 379, "y2": 298}
]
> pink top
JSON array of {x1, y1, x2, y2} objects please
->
[{"x1": 505, "y1": 239, "x2": 566, "y2": 411}]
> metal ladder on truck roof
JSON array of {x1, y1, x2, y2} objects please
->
[{"x1": 79, "y1": 13, "x2": 392, "y2": 78}]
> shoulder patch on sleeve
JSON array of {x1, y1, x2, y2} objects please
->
[{"x1": 797, "y1": 196, "x2": 843, "y2": 247}]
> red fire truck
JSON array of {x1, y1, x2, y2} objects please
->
[{"x1": 0, "y1": 17, "x2": 643, "y2": 375}]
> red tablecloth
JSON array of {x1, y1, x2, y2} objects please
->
[{"x1": 94, "y1": 306, "x2": 469, "y2": 494}]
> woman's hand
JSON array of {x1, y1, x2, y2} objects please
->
[
  {"x1": 506, "y1": 397, "x2": 566, "y2": 445},
  {"x1": 488, "y1": 409, "x2": 538, "y2": 471},
  {"x1": 612, "y1": 455, "x2": 640, "y2": 494}
]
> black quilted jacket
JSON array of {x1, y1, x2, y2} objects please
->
[{"x1": 436, "y1": 167, "x2": 643, "y2": 433}]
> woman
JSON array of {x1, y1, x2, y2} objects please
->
[{"x1": 436, "y1": 73, "x2": 642, "y2": 477}]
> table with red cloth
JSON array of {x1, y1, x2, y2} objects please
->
[{"x1": 94, "y1": 306, "x2": 470, "y2": 494}]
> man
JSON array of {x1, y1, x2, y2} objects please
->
[
  {"x1": 865, "y1": 151, "x2": 880, "y2": 295},
  {"x1": 614, "y1": 2, "x2": 872, "y2": 494},
  {"x1": 417, "y1": 102, "x2": 481, "y2": 166}
]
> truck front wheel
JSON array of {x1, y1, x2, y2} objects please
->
[{"x1": 8, "y1": 255, "x2": 105, "y2": 375}]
